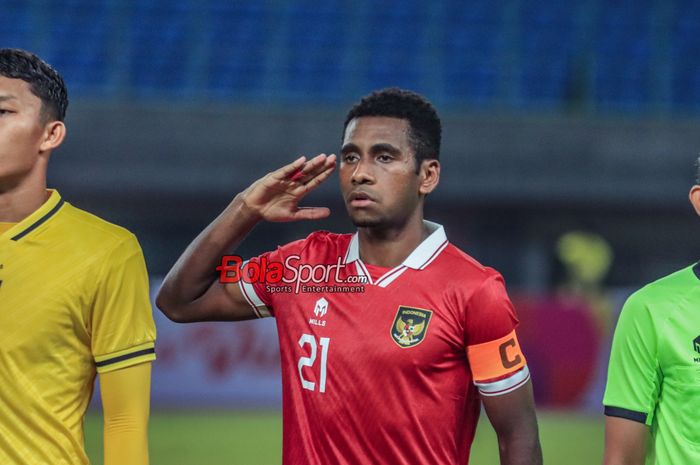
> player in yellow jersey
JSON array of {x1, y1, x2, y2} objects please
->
[{"x1": 0, "y1": 49, "x2": 156, "y2": 465}]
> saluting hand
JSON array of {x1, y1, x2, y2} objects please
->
[{"x1": 240, "y1": 153, "x2": 337, "y2": 222}]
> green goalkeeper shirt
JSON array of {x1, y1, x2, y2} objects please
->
[{"x1": 604, "y1": 263, "x2": 700, "y2": 465}]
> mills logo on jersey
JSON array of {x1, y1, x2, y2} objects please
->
[{"x1": 391, "y1": 306, "x2": 433, "y2": 348}]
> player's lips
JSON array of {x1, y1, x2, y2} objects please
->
[{"x1": 347, "y1": 190, "x2": 377, "y2": 207}]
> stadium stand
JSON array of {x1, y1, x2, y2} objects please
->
[
  {"x1": 593, "y1": 0, "x2": 654, "y2": 111},
  {"x1": 442, "y1": 0, "x2": 503, "y2": 105},
  {"x1": 671, "y1": 0, "x2": 700, "y2": 110},
  {"x1": 518, "y1": 0, "x2": 578, "y2": 106},
  {"x1": 44, "y1": 0, "x2": 112, "y2": 94},
  {"x1": 284, "y1": 0, "x2": 348, "y2": 101},
  {"x1": 1, "y1": 0, "x2": 699, "y2": 112},
  {"x1": 207, "y1": 1, "x2": 270, "y2": 98},
  {"x1": 3, "y1": 1, "x2": 32, "y2": 50},
  {"x1": 129, "y1": 1, "x2": 192, "y2": 95}
]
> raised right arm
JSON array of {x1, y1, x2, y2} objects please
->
[
  {"x1": 155, "y1": 194, "x2": 264, "y2": 322},
  {"x1": 156, "y1": 154, "x2": 336, "y2": 322}
]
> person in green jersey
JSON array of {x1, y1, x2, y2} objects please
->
[{"x1": 602, "y1": 159, "x2": 700, "y2": 465}]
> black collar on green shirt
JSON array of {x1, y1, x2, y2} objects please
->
[
  {"x1": 11, "y1": 199, "x2": 65, "y2": 241},
  {"x1": 693, "y1": 262, "x2": 700, "y2": 281}
]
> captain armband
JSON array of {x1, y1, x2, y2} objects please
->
[{"x1": 467, "y1": 330, "x2": 530, "y2": 396}]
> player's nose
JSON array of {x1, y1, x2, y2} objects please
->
[{"x1": 350, "y1": 157, "x2": 374, "y2": 185}]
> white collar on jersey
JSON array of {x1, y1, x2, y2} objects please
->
[{"x1": 342, "y1": 221, "x2": 449, "y2": 287}]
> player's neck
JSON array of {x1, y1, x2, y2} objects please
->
[
  {"x1": 0, "y1": 170, "x2": 50, "y2": 223},
  {"x1": 357, "y1": 214, "x2": 430, "y2": 268}
]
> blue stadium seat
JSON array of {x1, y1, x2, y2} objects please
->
[
  {"x1": 593, "y1": 0, "x2": 654, "y2": 111},
  {"x1": 284, "y1": 0, "x2": 347, "y2": 101},
  {"x1": 671, "y1": 0, "x2": 700, "y2": 110},
  {"x1": 129, "y1": 0, "x2": 192, "y2": 96},
  {"x1": 442, "y1": 0, "x2": 504, "y2": 105},
  {"x1": 0, "y1": 1, "x2": 32, "y2": 49},
  {"x1": 518, "y1": 0, "x2": 578, "y2": 107},
  {"x1": 362, "y1": 0, "x2": 425, "y2": 92},
  {"x1": 44, "y1": 0, "x2": 111, "y2": 94},
  {"x1": 206, "y1": 1, "x2": 269, "y2": 99}
]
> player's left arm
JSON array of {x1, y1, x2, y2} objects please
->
[
  {"x1": 90, "y1": 234, "x2": 157, "y2": 465},
  {"x1": 482, "y1": 379, "x2": 543, "y2": 465},
  {"x1": 465, "y1": 273, "x2": 542, "y2": 465},
  {"x1": 100, "y1": 362, "x2": 152, "y2": 465},
  {"x1": 602, "y1": 416, "x2": 648, "y2": 465}
]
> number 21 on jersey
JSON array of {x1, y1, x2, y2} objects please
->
[{"x1": 297, "y1": 334, "x2": 330, "y2": 393}]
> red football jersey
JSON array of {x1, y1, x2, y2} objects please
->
[{"x1": 239, "y1": 222, "x2": 529, "y2": 465}]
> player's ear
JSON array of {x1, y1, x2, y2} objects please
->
[
  {"x1": 689, "y1": 185, "x2": 700, "y2": 216},
  {"x1": 39, "y1": 120, "x2": 66, "y2": 153},
  {"x1": 418, "y1": 159, "x2": 440, "y2": 195}
]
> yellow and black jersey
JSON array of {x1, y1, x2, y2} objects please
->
[{"x1": 0, "y1": 190, "x2": 156, "y2": 465}]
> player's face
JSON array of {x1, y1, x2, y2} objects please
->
[
  {"x1": 339, "y1": 116, "x2": 424, "y2": 228},
  {"x1": 0, "y1": 76, "x2": 50, "y2": 186}
]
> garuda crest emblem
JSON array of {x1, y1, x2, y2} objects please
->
[{"x1": 391, "y1": 306, "x2": 433, "y2": 348}]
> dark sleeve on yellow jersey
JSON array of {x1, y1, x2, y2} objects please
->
[{"x1": 90, "y1": 233, "x2": 156, "y2": 372}]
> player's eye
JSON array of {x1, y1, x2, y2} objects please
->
[
  {"x1": 342, "y1": 153, "x2": 359, "y2": 163},
  {"x1": 377, "y1": 153, "x2": 393, "y2": 163}
]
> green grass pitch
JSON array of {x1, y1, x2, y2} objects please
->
[{"x1": 85, "y1": 410, "x2": 603, "y2": 464}]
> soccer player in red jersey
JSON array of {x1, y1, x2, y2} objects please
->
[{"x1": 157, "y1": 88, "x2": 542, "y2": 465}]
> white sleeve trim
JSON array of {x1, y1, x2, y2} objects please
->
[
  {"x1": 238, "y1": 274, "x2": 272, "y2": 318},
  {"x1": 475, "y1": 365, "x2": 530, "y2": 397}
]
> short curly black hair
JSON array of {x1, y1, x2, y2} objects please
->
[
  {"x1": 0, "y1": 48, "x2": 68, "y2": 122},
  {"x1": 343, "y1": 88, "x2": 441, "y2": 170}
]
